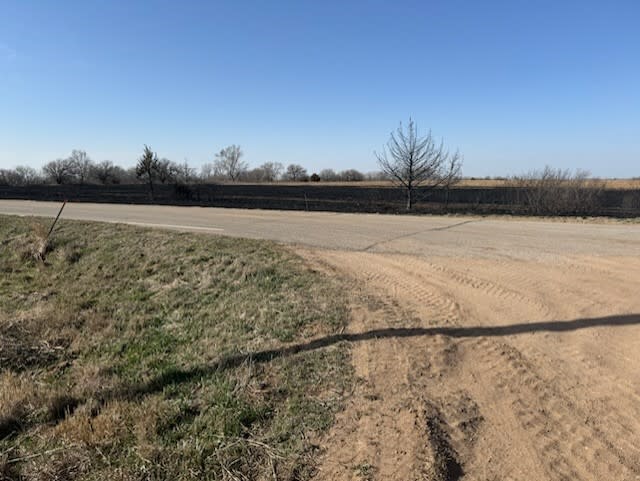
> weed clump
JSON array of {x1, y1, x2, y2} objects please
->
[{"x1": 16, "y1": 221, "x2": 52, "y2": 263}]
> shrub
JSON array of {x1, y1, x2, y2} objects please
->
[{"x1": 513, "y1": 166, "x2": 605, "y2": 215}]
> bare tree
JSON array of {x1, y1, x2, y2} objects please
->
[
  {"x1": 243, "y1": 162, "x2": 284, "y2": 182},
  {"x1": 0, "y1": 169, "x2": 23, "y2": 185},
  {"x1": 68, "y1": 149, "x2": 93, "y2": 184},
  {"x1": 17, "y1": 166, "x2": 41, "y2": 184},
  {"x1": 376, "y1": 118, "x2": 462, "y2": 210},
  {"x1": 92, "y1": 160, "x2": 128, "y2": 184},
  {"x1": 136, "y1": 145, "x2": 160, "y2": 198},
  {"x1": 214, "y1": 145, "x2": 247, "y2": 181},
  {"x1": 259, "y1": 162, "x2": 283, "y2": 182},
  {"x1": 200, "y1": 163, "x2": 215, "y2": 181},
  {"x1": 111, "y1": 166, "x2": 129, "y2": 184},
  {"x1": 123, "y1": 167, "x2": 139, "y2": 184},
  {"x1": 319, "y1": 169, "x2": 338, "y2": 181},
  {"x1": 0, "y1": 169, "x2": 18, "y2": 185},
  {"x1": 244, "y1": 167, "x2": 267, "y2": 182},
  {"x1": 175, "y1": 160, "x2": 196, "y2": 184},
  {"x1": 156, "y1": 158, "x2": 179, "y2": 184},
  {"x1": 284, "y1": 164, "x2": 308, "y2": 181},
  {"x1": 443, "y1": 151, "x2": 463, "y2": 208},
  {"x1": 92, "y1": 160, "x2": 117, "y2": 184},
  {"x1": 43, "y1": 158, "x2": 75, "y2": 184},
  {"x1": 0, "y1": 166, "x2": 42, "y2": 185},
  {"x1": 339, "y1": 169, "x2": 365, "y2": 181}
]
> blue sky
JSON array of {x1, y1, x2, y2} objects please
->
[{"x1": 1, "y1": 0, "x2": 638, "y2": 177}]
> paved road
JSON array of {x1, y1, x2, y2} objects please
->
[{"x1": 1, "y1": 200, "x2": 639, "y2": 259}]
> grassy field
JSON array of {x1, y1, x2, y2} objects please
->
[{"x1": 0, "y1": 215, "x2": 352, "y2": 480}]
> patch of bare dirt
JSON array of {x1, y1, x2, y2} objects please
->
[{"x1": 302, "y1": 248, "x2": 640, "y2": 481}]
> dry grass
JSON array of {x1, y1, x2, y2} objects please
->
[
  {"x1": 460, "y1": 178, "x2": 640, "y2": 189},
  {"x1": 227, "y1": 178, "x2": 640, "y2": 190},
  {"x1": 14, "y1": 220, "x2": 52, "y2": 263},
  {"x1": 0, "y1": 215, "x2": 352, "y2": 480}
]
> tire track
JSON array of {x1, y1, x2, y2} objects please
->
[{"x1": 309, "y1": 248, "x2": 640, "y2": 481}]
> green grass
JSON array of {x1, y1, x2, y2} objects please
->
[{"x1": 0, "y1": 215, "x2": 352, "y2": 480}]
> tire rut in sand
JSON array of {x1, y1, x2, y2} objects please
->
[{"x1": 424, "y1": 401, "x2": 465, "y2": 481}]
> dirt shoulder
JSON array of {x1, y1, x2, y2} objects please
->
[{"x1": 303, "y1": 248, "x2": 640, "y2": 481}]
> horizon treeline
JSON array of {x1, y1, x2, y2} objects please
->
[{"x1": 0, "y1": 146, "x2": 390, "y2": 186}]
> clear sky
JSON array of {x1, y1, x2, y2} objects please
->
[{"x1": 1, "y1": 0, "x2": 638, "y2": 177}]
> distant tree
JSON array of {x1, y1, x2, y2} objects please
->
[
  {"x1": 242, "y1": 162, "x2": 284, "y2": 182},
  {"x1": 443, "y1": 153, "x2": 463, "y2": 208},
  {"x1": 0, "y1": 169, "x2": 16, "y2": 185},
  {"x1": 376, "y1": 118, "x2": 462, "y2": 210},
  {"x1": 339, "y1": 169, "x2": 364, "y2": 181},
  {"x1": 91, "y1": 160, "x2": 129, "y2": 184},
  {"x1": 156, "y1": 158, "x2": 179, "y2": 184},
  {"x1": 200, "y1": 163, "x2": 215, "y2": 181},
  {"x1": 365, "y1": 171, "x2": 391, "y2": 181},
  {"x1": 0, "y1": 170, "x2": 15, "y2": 185},
  {"x1": 175, "y1": 160, "x2": 196, "y2": 184},
  {"x1": 310, "y1": 173, "x2": 321, "y2": 182},
  {"x1": 259, "y1": 162, "x2": 284, "y2": 182},
  {"x1": 244, "y1": 167, "x2": 266, "y2": 183},
  {"x1": 124, "y1": 167, "x2": 139, "y2": 184},
  {"x1": 0, "y1": 169, "x2": 22, "y2": 185},
  {"x1": 92, "y1": 160, "x2": 117, "y2": 184},
  {"x1": 43, "y1": 158, "x2": 75, "y2": 184},
  {"x1": 68, "y1": 149, "x2": 93, "y2": 184},
  {"x1": 2, "y1": 166, "x2": 42, "y2": 185},
  {"x1": 319, "y1": 169, "x2": 338, "y2": 181},
  {"x1": 213, "y1": 145, "x2": 247, "y2": 181},
  {"x1": 284, "y1": 164, "x2": 308, "y2": 181},
  {"x1": 110, "y1": 165, "x2": 129, "y2": 184},
  {"x1": 136, "y1": 145, "x2": 160, "y2": 198}
]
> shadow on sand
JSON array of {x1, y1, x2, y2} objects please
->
[
  {"x1": 125, "y1": 313, "x2": 640, "y2": 399},
  {"x1": 2, "y1": 313, "x2": 638, "y2": 439}
]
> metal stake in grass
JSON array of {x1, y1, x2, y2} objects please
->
[{"x1": 47, "y1": 199, "x2": 67, "y2": 240}]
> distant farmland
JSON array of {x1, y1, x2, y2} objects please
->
[
  {"x1": 1, "y1": 181, "x2": 640, "y2": 217},
  {"x1": 274, "y1": 178, "x2": 640, "y2": 189}
]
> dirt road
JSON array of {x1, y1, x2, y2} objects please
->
[
  {"x1": 2, "y1": 200, "x2": 640, "y2": 479},
  {"x1": 304, "y1": 250, "x2": 640, "y2": 480}
]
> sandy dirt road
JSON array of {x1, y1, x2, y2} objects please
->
[
  {"x1": 304, "y1": 250, "x2": 640, "y2": 481},
  {"x1": 2, "y1": 200, "x2": 640, "y2": 480}
]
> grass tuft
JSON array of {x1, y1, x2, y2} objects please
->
[{"x1": 16, "y1": 220, "x2": 53, "y2": 263}]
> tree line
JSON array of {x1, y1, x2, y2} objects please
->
[
  {"x1": 0, "y1": 118, "x2": 466, "y2": 211},
  {"x1": 0, "y1": 145, "x2": 388, "y2": 187},
  {"x1": 1, "y1": 118, "x2": 613, "y2": 213}
]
